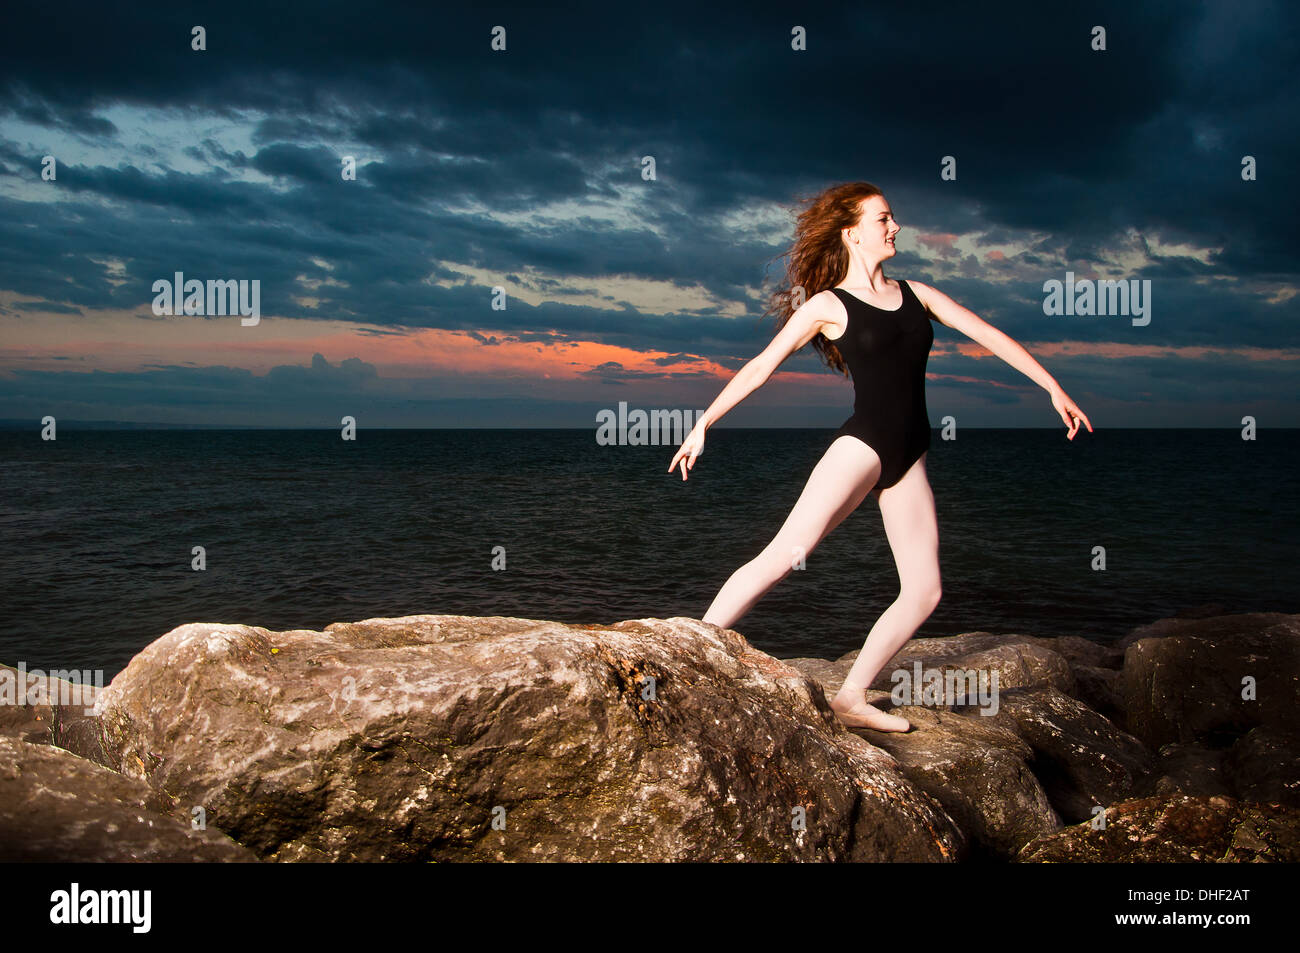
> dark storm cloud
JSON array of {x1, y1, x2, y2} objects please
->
[
  {"x1": 0, "y1": 353, "x2": 375, "y2": 415},
  {"x1": 0, "y1": 0, "x2": 1296, "y2": 425},
  {"x1": 575, "y1": 360, "x2": 712, "y2": 384},
  {"x1": 651, "y1": 353, "x2": 708, "y2": 366}
]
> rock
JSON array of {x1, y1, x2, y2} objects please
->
[
  {"x1": 779, "y1": 656, "x2": 847, "y2": 693},
  {"x1": 1016, "y1": 794, "x2": 1300, "y2": 862},
  {"x1": 849, "y1": 632, "x2": 1077, "y2": 698},
  {"x1": 794, "y1": 632, "x2": 1111, "y2": 706},
  {"x1": 1148, "y1": 742, "x2": 1234, "y2": 799},
  {"x1": 17, "y1": 610, "x2": 1290, "y2": 863},
  {"x1": 0, "y1": 663, "x2": 110, "y2": 767},
  {"x1": 980, "y1": 687, "x2": 1154, "y2": 824},
  {"x1": 0, "y1": 736, "x2": 256, "y2": 862},
  {"x1": 1148, "y1": 730, "x2": 1300, "y2": 808},
  {"x1": 50, "y1": 700, "x2": 110, "y2": 767},
  {"x1": 1031, "y1": 635, "x2": 1124, "y2": 671},
  {"x1": 1224, "y1": 727, "x2": 1300, "y2": 807},
  {"x1": 1118, "y1": 613, "x2": 1300, "y2": 749},
  {"x1": 787, "y1": 633, "x2": 1153, "y2": 841},
  {"x1": 0, "y1": 665, "x2": 49, "y2": 744},
  {"x1": 1068, "y1": 664, "x2": 1123, "y2": 722},
  {"x1": 1116, "y1": 610, "x2": 1290, "y2": 650},
  {"x1": 95, "y1": 616, "x2": 965, "y2": 862},
  {"x1": 847, "y1": 705, "x2": 1061, "y2": 860}
]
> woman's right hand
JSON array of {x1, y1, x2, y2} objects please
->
[{"x1": 668, "y1": 425, "x2": 706, "y2": 481}]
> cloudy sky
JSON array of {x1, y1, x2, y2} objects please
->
[{"x1": 0, "y1": 0, "x2": 1295, "y2": 428}]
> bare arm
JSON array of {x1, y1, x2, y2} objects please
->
[
  {"x1": 668, "y1": 290, "x2": 839, "y2": 479},
  {"x1": 909, "y1": 279, "x2": 1093, "y2": 438},
  {"x1": 695, "y1": 290, "x2": 839, "y2": 430}
]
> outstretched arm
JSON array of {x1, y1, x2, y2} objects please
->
[
  {"x1": 668, "y1": 290, "x2": 839, "y2": 479},
  {"x1": 909, "y1": 280, "x2": 1094, "y2": 439}
]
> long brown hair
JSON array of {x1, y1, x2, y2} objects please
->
[{"x1": 763, "y1": 181, "x2": 884, "y2": 376}]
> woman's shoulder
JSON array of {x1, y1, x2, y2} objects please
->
[
  {"x1": 901, "y1": 276, "x2": 937, "y2": 300},
  {"x1": 900, "y1": 276, "x2": 940, "y2": 291}
]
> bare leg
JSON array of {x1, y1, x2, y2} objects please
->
[
  {"x1": 830, "y1": 452, "x2": 942, "y2": 732},
  {"x1": 702, "y1": 436, "x2": 882, "y2": 630}
]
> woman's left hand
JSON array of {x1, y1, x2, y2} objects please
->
[{"x1": 1051, "y1": 388, "x2": 1093, "y2": 440}]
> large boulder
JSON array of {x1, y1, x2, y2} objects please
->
[
  {"x1": 0, "y1": 736, "x2": 256, "y2": 862},
  {"x1": 1016, "y1": 794, "x2": 1300, "y2": 862},
  {"x1": 95, "y1": 616, "x2": 965, "y2": 862},
  {"x1": 1119, "y1": 613, "x2": 1300, "y2": 749}
]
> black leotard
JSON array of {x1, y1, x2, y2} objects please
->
[{"x1": 825, "y1": 279, "x2": 934, "y2": 490}]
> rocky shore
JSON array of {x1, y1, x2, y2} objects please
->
[{"x1": 2, "y1": 609, "x2": 1296, "y2": 862}]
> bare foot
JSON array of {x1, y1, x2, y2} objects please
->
[{"x1": 830, "y1": 694, "x2": 911, "y2": 732}]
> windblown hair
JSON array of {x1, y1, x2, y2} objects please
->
[{"x1": 763, "y1": 181, "x2": 884, "y2": 376}]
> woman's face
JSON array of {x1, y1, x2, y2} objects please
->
[{"x1": 851, "y1": 195, "x2": 900, "y2": 257}]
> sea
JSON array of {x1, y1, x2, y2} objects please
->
[{"x1": 1, "y1": 427, "x2": 1295, "y2": 678}]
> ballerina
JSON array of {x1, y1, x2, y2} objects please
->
[{"x1": 669, "y1": 181, "x2": 1092, "y2": 732}]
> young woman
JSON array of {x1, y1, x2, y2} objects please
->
[{"x1": 668, "y1": 181, "x2": 1092, "y2": 732}]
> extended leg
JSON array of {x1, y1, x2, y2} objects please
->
[
  {"x1": 701, "y1": 436, "x2": 881, "y2": 630},
  {"x1": 830, "y1": 452, "x2": 941, "y2": 732}
]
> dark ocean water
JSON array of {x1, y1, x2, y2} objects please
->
[{"x1": 0, "y1": 428, "x2": 1296, "y2": 677}]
